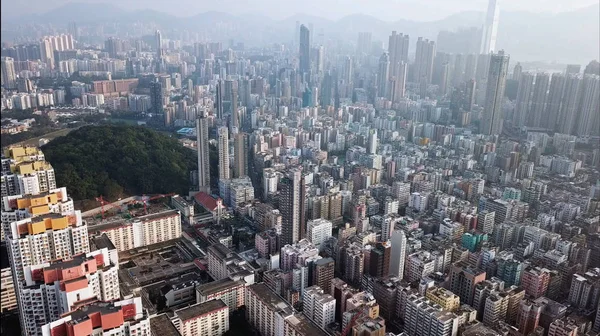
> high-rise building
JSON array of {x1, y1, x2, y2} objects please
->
[
  {"x1": 0, "y1": 243, "x2": 16, "y2": 313},
  {"x1": 369, "y1": 242, "x2": 391, "y2": 278},
  {"x1": 1, "y1": 57, "x2": 17, "y2": 89},
  {"x1": 391, "y1": 61, "x2": 408, "y2": 103},
  {"x1": 558, "y1": 74, "x2": 582, "y2": 135},
  {"x1": 196, "y1": 116, "x2": 210, "y2": 193},
  {"x1": 546, "y1": 73, "x2": 566, "y2": 130},
  {"x1": 367, "y1": 129, "x2": 378, "y2": 155},
  {"x1": 414, "y1": 37, "x2": 436, "y2": 85},
  {"x1": 313, "y1": 258, "x2": 334, "y2": 293},
  {"x1": 388, "y1": 31, "x2": 410, "y2": 74},
  {"x1": 516, "y1": 299, "x2": 543, "y2": 335},
  {"x1": 233, "y1": 133, "x2": 248, "y2": 178},
  {"x1": 307, "y1": 218, "x2": 332, "y2": 249},
  {"x1": 224, "y1": 79, "x2": 239, "y2": 129},
  {"x1": 377, "y1": 53, "x2": 390, "y2": 98},
  {"x1": 528, "y1": 72, "x2": 550, "y2": 128},
  {"x1": 218, "y1": 127, "x2": 230, "y2": 180},
  {"x1": 480, "y1": 0, "x2": 500, "y2": 54},
  {"x1": 299, "y1": 24, "x2": 311, "y2": 82},
  {"x1": 357, "y1": 32, "x2": 372, "y2": 55},
  {"x1": 575, "y1": 74, "x2": 600, "y2": 136},
  {"x1": 389, "y1": 230, "x2": 407, "y2": 279},
  {"x1": 448, "y1": 262, "x2": 486, "y2": 305},
  {"x1": 548, "y1": 318, "x2": 579, "y2": 336},
  {"x1": 303, "y1": 286, "x2": 336, "y2": 329},
  {"x1": 41, "y1": 297, "x2": 149, "y2": 336},
  {"x1": 514, "y1": 72, "x2": 534, "y2": 127},
  {"x1": 149, "y1": 81, "x2": 164, "y2": 115},
  {"x1": 521, "y1": 267, "x2": 550, "y2": 298},
  {"x1": 174, "y1": 299, "x2": 230, "y2": 336},
  {"x1": 155, "y1": 30, "x2": 163, "y2": 56},
  {"x1": 280, "y1": 167, "x2": 306, "y2": 246},
  {"x1": 216, "y1": 79, "x2": 224, "y2": 119},
  {"x1": 404, "y1": 294, "x2": 459, "y2": 336},
  {"x1": 481, "y1": 50, "x2": 509, "y2": 135}
]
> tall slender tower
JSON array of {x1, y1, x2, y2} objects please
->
[
  {"x1": 514, "y1": 72, "x2": 534, "y2": 127},
  {"x1": 1, "y1": 57, "x2": 16, "y2": 89},
  {"x1": 576, "y1": 75, "x2": 600, "y2": 136},
  {"x1": 155, "y1": 30, "x2": 163, "y2": 56},
  {"x1": 233, "y1": 133, "x2": 249, "y2": 178},
  {"x1": 481, "y1": 50, "x2": 510, "y2": 135},
  {"x1": 216, "y1": 79, "x2": 224, "y2": 119},
  {"x1": 390, "y1": 230, "x2": 407, "y2": 279},
  {"x1": 196, "y1": 116, "x2": 210, "y2": 193},
  {"x1": 528, "y1": 72, "x2": 550, "y2": 128},
  {"x1": 377, "y1": 52, "x2": 390, "y2": 98},
  {"x1": 217, "y1": 127, "x2": 230, "y2": 180},
  {"x1": 280, "y1": 167, "x2": 305, "y2": 246},
  {"x1": 545, "y1": 73, "x2": 566, "y2": 130},
  {"x1": 480, "y1": 0, "x2": 500, "y2": 54},
  {"x1": 414, "y1": 37, "x2": 436, "y2": 84},
  {"x1": 388, "y1": 31, "x2": 409, "y2": 76},
  {"x1": 391, "y1": 61, "x2": 408, "y2": 103},
  {"x1": 299, "y1": 24, "x2": 311, "y2": 83},
  {"x1": 558, "y1": 74, "x2": 582, "y2": 135}
]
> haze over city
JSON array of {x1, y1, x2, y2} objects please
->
[{"x1": 0, "y1": 1, "x2": 599, "y2": 336}]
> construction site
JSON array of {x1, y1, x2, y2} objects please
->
[{"x1": 82, "y1": 193, "x2": 176, "y2": 227}]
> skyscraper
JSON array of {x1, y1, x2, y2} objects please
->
[
  {"x1": 216, "y1": 79, "x2": 224, "y2": 119},
  {"x1": 225, "y1": 79, "x2": 239, "y2": 130},
  {"x1": 390, "y1": 61, "x2": 408, "y2": 103},
  {"x1": 414, "y1": 38, "x2": 436, "y2": 85},
  {"x1": 481, "y1": 50, "x2": 510, "y2": 135},
  {"x1": 233, "y1": 133, "x2": 249, "y2": 178},
  {"x1": 377, "y1": 53, "x2": 390, "y2": 98},
  {"x1": 149, "y1": 81, "x2": 164, "y2": 114},
  {"x1": 546, "y1": 73, "x2": 566, "y2": 130},
  {"x1": 280, "y1": 167, "x2": 305, "y2": 246},
  {"x1": 155, "y1": 30, "x2": 163, "y2": 56},
  {"x1": 480, "y1": 0, "x2": 500, "y2": 54},
  {"x1": 514, "y1": 72, "x2": 534, "y2": 127},
  {"x1": 528, "y1": 72, "x2": 550, "y2": 128},
  {"x1": 218, "y1": 127, "x2": 230, "y2": 180},
  {"x1": 368, "y1": 129, "x2": 378, "y2": 155},
  {"x1": 390, "y1": 230, "x2": 407, "y2": 279},
  {"x1": 576, "y1": 74, "x2": 600, "y2": 136},
  {"x1": 196, "y1": 116, "x2": 210, "y2": 193},
  {"x1": 1, "y1": 57, "x2": 16, "y2": 89},
  {"x1": 558, "y1": 74, "x2": 582, "y2": 135},
  {"x1": 299, "y1": 24, "x2": 311, "y2": 83},
  {"x1": 357, "y1": 32, "x2": 372, "y2": 56},
  {"x1": 388, "y1": 31, "x2": 410, "y2": 75}
]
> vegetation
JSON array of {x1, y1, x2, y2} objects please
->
[
  {"x1": 1, "y1": 109, "x2": 58, "y2": 146},
  {"x1": 42, "y1": 125, "x2": 197, "y2": 201}
]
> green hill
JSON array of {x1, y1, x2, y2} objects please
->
[{"x1": 42, "y1": 125, "x2": 196, "y2": 201}]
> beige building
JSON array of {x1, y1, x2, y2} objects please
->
[
  {"x1": 174, "y1": 299, "x2": 229, "y2": 336},
  {"x1": 426, "y1": 287, "x2": 460, "y2": 312},
  {"x1": 91, "y1": 209, "x2": 182, "y2": 251}
]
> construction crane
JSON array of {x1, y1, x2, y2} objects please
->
[
  {"x1": 94, "y1": 195, "x2": 122, "y2": 220},
  {"x1": 341, "y1": 310, "x2": 365, "y2": 336},
  {"x1": 141, "y1": 193, "x2": 175, "y2": 214}
]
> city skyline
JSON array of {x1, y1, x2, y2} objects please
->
[{"x1": 1, "y1": 0, "x2": 597, "y2": 21}]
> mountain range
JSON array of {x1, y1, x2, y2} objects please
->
[{"x1": 2, "y1": 2, "x2": 598, "y2": 64}]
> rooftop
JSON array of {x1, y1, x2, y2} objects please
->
[
  {"x1": 149, "y1": 314, "x2": 180, "y2": 336},
  {"x1": 196, "y1": 277, "x2": 246, "y2": 296},
  {"x1": 175, "y1": 299, "x2": 227, "y2": 321}
]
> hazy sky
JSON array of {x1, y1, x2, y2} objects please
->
[{"x1": 3, "y1": 0, "x2": 598, "y2": 21}]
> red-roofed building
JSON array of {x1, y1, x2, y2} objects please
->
[
  {"x1": 40, "y1": 297, "x2": 149, "y2": 336},
  {"x1": 20, "y1": 248, "x2": 120, "y2": 333},
  {"x1": 194, "y1": 192, "x2": 225, "y2": 220}
]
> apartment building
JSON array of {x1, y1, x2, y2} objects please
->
[{"x1": 174, "y1": 299, "x2": 229, "y2": 336}]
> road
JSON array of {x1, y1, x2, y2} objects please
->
[{"x1": 14, "y1": 127, "x2": 78, "y2": 146}]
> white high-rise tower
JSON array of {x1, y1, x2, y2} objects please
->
[
  {"x1": 480, "y1": 0, "x2": 500, "y2": 54},
  {"x1": 390, "y1": 229, "x2": 407, "y2": 279}
]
